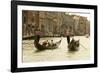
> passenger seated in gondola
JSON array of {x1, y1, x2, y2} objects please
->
[
  {"x1": 42, "y1": 40, "x2": 48, "y2": 46},
  {"x1": 42, "y1": 40, "x2": 50, "y2": 47},
  {"x1": 50, "y1": 40, "x2": 56, "y2": 47},
  {"x1": 42, "y1": 40, "x2": 57, "y2": 47},
  {"x1": 50, "y1": 40, "x2": 54, "y2": 46}
]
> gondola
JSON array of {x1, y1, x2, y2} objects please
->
[
  {"x1": 68, "y1": 38, "x2": 80, "y2": 51},
  {"x1": 34, "y1": 35, "x2": 62, "y2": 51}
]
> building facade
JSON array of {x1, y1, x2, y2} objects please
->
[{"x1": 22, "y1": 10, "x2": 90, "y2": 37}]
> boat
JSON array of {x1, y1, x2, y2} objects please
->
[
  {"x1": 68, "y1": 38, "x2": 80, "y2": 51},
  {"x1": 34, "y1": 35, "x2": 62, "y2": 51}
]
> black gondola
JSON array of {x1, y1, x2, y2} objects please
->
[
  {"x1": 68, "y1": 38, "x2": 80, "y2": 51},
  {"x1": 34, "y1": 35, "x2": 62, "y2": 51}
]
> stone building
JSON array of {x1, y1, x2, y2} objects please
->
[
  {"x1": 86, "y1": 20, "x2": 90, "y2": 35},
  {"x1": 22, "y1": 10, "x2": 90, "y2": 37},
  {"x1": 60, "y1": 13, "x2": 74, "y2": 36},
  {"x1": 39, "y1": 11, "x2": 63, "y2": 36},
  {"x1": 73, "y1": 15, "x2": 90, "y2": 35},
  {"x1": 22, "y1": 10, "x2": 40, "y2": 37},
  {"x1": 79, "y1": 16, "x2": 87, "y2": 35},
  {"x1": 22, "y1": 10, "x2": 63, "y2": 37}
]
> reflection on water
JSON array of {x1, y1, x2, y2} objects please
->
[{"x1": 22, "y1": 36, "x2": 90, "y2": 62}]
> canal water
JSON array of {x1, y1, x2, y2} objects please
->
[{"x1": 22, "y1": 36, "x2": 90, "y2": 62}]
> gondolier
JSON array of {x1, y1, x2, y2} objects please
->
[{"x1": 65, "y1": 29, "x2": 70, "y2": 44}]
